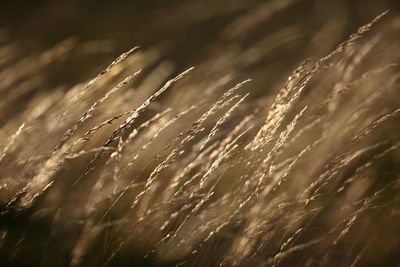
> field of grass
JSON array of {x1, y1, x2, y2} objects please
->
[{"x1": 1, "y1": 1, "x2": 400, "y2": 266}]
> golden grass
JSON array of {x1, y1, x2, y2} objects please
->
[{"x1": 0, "y1": 6, "x2": 400, "y2": 267}]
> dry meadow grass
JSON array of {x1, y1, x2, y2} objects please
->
[{"x1": 1, "y1": 2, "x2": 400, "y2": 267}]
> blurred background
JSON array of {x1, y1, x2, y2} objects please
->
[{"x1": 1, "y1": 0, "x2": 400, "y2": 87}]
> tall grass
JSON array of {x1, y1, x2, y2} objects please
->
[{"x1": 1, "y1": 4, "x2": 400, "y2": 267}]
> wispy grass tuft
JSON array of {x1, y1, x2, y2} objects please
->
[{"x1": 0, "y1": 6, "x2": 400, "y2": 267}]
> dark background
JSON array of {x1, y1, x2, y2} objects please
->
[{"x1": 2, "y1": 0, "x2": 400, "y2": 85}]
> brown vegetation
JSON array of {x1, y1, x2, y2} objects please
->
[{"x1": 1, "y1": 2, "x2": 400, "y2": 267}]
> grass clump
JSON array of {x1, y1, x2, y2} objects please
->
[{"x1": 1, "y1": 4, "x2": 400, "y2": 267}]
